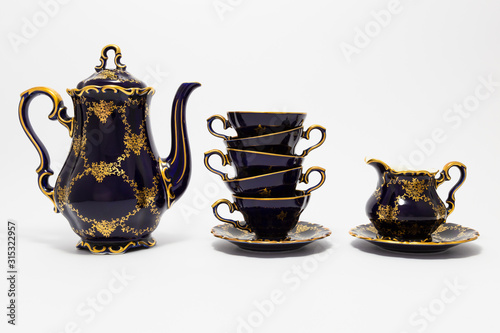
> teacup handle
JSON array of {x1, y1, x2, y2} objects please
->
[
  {"x1": 299, "y1": 125, "x2": 327, "y2": 157},
  {"x1": 436, "y1": 161, "x2": 467, "y2": 215},
  {"x1": 300, "y1": 166, "x2": 326, "y2": 194},
  {"x1": 207, "y1": 115, "x2": 231, "y2": 140},
  {"x1": 204, "y1": 149, "x2": 231, "y2": 181},
  {"x1": 211, "y1": 199, "x2": 252, "y2": 231}
]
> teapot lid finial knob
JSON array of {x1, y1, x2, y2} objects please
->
[{"x1": 95, "y1": 44, "x2": 127, "y2": 72}]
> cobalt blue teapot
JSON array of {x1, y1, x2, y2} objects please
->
[{"x1": 19, "y1": 45, "x2": 200, "y2": 253}]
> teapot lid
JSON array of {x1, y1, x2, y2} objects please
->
[{"x1": 77, "y1": 44, "x2": 147, "y2": 89}]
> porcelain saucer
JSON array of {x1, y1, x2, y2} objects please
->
[
  {"x1": 349, "y1": 223, "x2": 479, "y2": 253},
  {"x1": 212, "y1": 221, "x2": 331, "y2": 252}
]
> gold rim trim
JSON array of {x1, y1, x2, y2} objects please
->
[
  {"x1": 226, "y1": 126, "x2": 303, "y2": 142},
  {"x1": 365, "y1": 158, "x2": 439, "y2": 176},
  {"x1": 228, "y1": 148, "x2": 304, "y2": 158},
  {"x1": 227, "y1": 111, "x2": 307, "y2": 115},
  {"x1": 224, "y1": 166, "x2": 302, "y2": 183},
  {"x1": 67, "y1": 85, "x2": 155, "y2": 97},
  {"x1": 349, "y1": 224, "x2": 479, "y2": 246},
  {"x1": 77, "y1": 238, "x2": 156, "y2": 253},
  {"x1": 160, "y1": 81, "x2": 201, "y2": 207},
  {"x1": 232, "y1": 191, "x2": 310, "y2": 200},
  {"x1": 211, "y1": 222, "x2": 331, "y2": 244}
]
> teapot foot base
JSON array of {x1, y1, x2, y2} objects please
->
[{"x1": 76, "y1": 237, "x2": 156, "y2": 254}]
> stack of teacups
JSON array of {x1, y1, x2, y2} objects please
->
[{"x1": 204, "y1": 111, "x2": 327, "y2": 241}]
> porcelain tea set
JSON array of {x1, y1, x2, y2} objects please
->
[
  {"x1": 204, "y1": 112, "x2": 329, "y2": 251},
  {"x1": 18, "y1": 44, "x2": 479, "y2": 254},
  {"x1": 349, "y1": 159, "x2": 479, "y2": 253}
]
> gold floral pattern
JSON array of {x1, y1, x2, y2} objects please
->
[
  {"x1": 88, "y1": 100, "x2": 117, "y2": 123},
  {"x1": 94, "y1": 219, "x2": 120, "y2": 237},
  {"x1": 373, "y1": 176, "x2": 448, "y2": 222},
  {"x1": 71, "y1": 135, "x2": 86, "y2": 156},
  {"x1": 431, "y1": 201, "x2": 447, "y2": 219},
  {"x1": 212, "y1": 222, "x2": 332, "y2": 245},
  {"x1": 295, "y1": 223, "x2": 313, "y2": 233},
  {"x1": 69, "y1": 173, "x2": 162, "y2": 238},
  {"x1": 376, "y1": 203, "x2": 399, "y2": 220},
  {"x1": 56, "y1": 88, "x2": 163, "y2": 241},
  {"x1": 136, "y1": 186, "x2": 158, "y2": 208},
  {"x1": 89, "y1": 161, "x2": 122, "y2": 182},
  {"x1": 373, "y1": 186, "x2": 382, "y2": 201},
  {"x1": 82, "y1": 70, "x2": 144, "y2": 85},
  {"x1": 94, "y1": 69, "x2": 118, "y2": 80},
  {"x1": 124, "y1": 132, "x2": 146, "y2": 155},
  {"x1": 56, "y1": 185, "x2": 69, "y2": 212},
  {"x1": 71, "y1": 136, "x2": 81, "y2": 156},
  {"x1": 350, "y1": 223, "x2": 479, "y2": 246},
  {"x1": 401, "y1": 178, "x2": 429, "y2": 202}
]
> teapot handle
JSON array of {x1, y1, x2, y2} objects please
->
[
  {"x1": 436, "y1": 162, "x2": 467, "y2": 216},
  {"x1": 204, "y1": 149, "x2": 231, "y2": 181},
  {"x1": 19, "y1": 87, "x2": 74, "y2": 212},
  {"x1": 211, "y1": 199, "x2": 251, "y2": 231},
  {"x1": 300, "y1": 166, "x2": 326, "y2": 194},
  {"x1": 207, "y1": 115, "x2": 232, "y2": 140},
  {"x1": 299, "y1": 125, "x2": 327, "y2": 157}
]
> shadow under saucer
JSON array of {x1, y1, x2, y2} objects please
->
[
  {"x1": 349, "y1": 223, "x2": 480, "y2": 255},
  {"x1": 211, "y1": 221, "x2": 331, "y2": 253},
  {"x1": 350, "y1": 238, "x2": 482, "y2": 259},
  {"x1": 212, "y1": 238, "x2": 333, "y2": 258}
]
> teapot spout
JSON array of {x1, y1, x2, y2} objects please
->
[
  {"x1": 366, "y1": 158, "x2": 390, "y2": 179},
  {"x1": 160, "y1": 82, "x2": 201, "y2": 208}
]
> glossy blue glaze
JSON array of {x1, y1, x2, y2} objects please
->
[
  {"x1": 365, "y1": 159, "x2": 467, "y2": 241},
  {"x1": 212, "y1": 191, "x2": 311, "y2": 240},
  {"x1": 207, "y1": 111, "x2": 306, "y2": 139},
  {"x1": 19, "y1": 45, "x2": 200, "y2": 253}
]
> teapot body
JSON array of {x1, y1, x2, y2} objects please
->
[
  {"x1": 19, "y1": 45, "x2": 200, "y2": 253},
  {"x1": 54, "y1": 87, "x2": 167, "y2": 251}
]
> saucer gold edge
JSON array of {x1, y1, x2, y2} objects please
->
[
  {"x1": 211, "y1": 222, "x2": 331, "y2": 244},
  {"x1": 349, "y1": 224, "x2": 479, "y2": 246}
]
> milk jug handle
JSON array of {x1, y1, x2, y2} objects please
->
[
  {"x1": 19, "y1": 87, "x2": 74, "y2": 212},
  {"x1": 436, "y1": 162, "x2": 467, "y2": 216}
]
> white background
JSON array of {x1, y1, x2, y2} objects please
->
[{"x1": 1, "y1": 0, "x2": 499, "y2": 332}]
